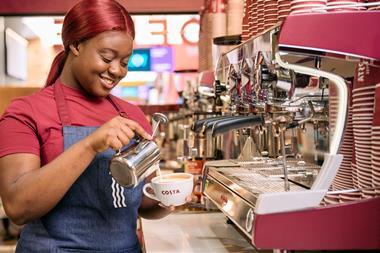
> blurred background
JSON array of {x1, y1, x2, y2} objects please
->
[{"x1": 0, "y1": 14, "x2": 200, "y2": 105}]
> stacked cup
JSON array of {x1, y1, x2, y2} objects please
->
[
  {"x1": 351, "y1": 140, "x2": 358, "y2": 188},
  {"x1": 241, "y1": 0, "x2": 251, "y2": 41},
  {"x1": 339, "y1": 190, "x2": 362, "y2": 203},
  {"x1": 200, "y1": 0, "x2": 227, "y2": 71},
  {"x1": 278, "y1": 0, "x2": 292, "y2": 20},
  {"x1": 352, "y1": 62, "x2": 378, "y2": 198},
  {"x1": 251, "y1": 0, "x2": 258, "y2": 37},
  {"x1": 290, "y1": 0, "x2": 327, "y2": 15},
  {"x1": 371, "y1": 83, "x2": 380, "y2": 196},
  {"x1": 323, "y1": 193, "x2": 341, "y2": 205},
  {"x1": 256, "y1": 0, "x2": 265, "y2": 33},
  {"x1": 367, "y1": 0, "x2": 380, "y2": 11},
  {"x1": 331, "y1": 83, "x2": 355, "y2": 190},
  {"x1": 227, "y1": 0, "x2": 245, "y2": 35},
  {"x1": 327, "y1": 0, "x2": 366, "y2": 12},
  {"x1": 264, "y1": 0, "x2": 278, "y2": 29}
]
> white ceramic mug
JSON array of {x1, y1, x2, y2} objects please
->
[{"x1": 142, "y1": 173, "x2": 194, "y2": 206}]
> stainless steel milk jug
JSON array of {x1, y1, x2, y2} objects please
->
[{"x1": 109, "y1": 113, "x2": 168, "y2": 187}]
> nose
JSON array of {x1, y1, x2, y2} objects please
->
[{"x1": 108, "y1": 61, "x2": 127, "y2": 78}]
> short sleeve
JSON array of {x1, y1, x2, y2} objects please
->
[{"x1": 0, "y1": 98, "x2": 40, "y2": 158}]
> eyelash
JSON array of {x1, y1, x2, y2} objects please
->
[
  {"x1": 100, "y1": 55, "x2": 128, "y2": 69},
  {"x1": 101, "y1": 55, "x2": 112, "y2": 64}
]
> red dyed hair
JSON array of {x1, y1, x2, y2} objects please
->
[{"x1": 45, "y1": 0, "x2": 135, "y2": 86}]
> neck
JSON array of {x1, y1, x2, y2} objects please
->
[{"x1": 60, "y1": 54, "x2": 82, "y2": 90}]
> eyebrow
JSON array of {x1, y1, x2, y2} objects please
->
[{"x1": 98, "y1": 48, "x2": 117, "y2": 54}]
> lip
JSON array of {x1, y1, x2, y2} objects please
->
[{"x1": 99, "y1": 75, "x2": 117, "y2": 90}]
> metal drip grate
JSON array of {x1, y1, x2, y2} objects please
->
[
  {"x1": 230, "y1": 158, "x2": 320, "y2": 175},
  {"x1": 216, "y1": 166, "x2": 306, "y2": 194}
]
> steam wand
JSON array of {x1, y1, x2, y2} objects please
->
[
  {"x1": 279, "y1": 126, "x2": 290, "y2": 191},
  {"x1": 272, "y1": 114, "x2": 292, "y2": 192},
  {"x1": 151, "y1": 113, "x2": 169, "y2": 138}
]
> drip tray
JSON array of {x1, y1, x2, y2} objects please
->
[
  {"x1": 212, "y1": 166, "x2": 306, "y2": 194},
  {"x1": 228, "y1": 158, "x2": 320, "y2": 189},
  {"x1": 202, "y1": 159, "x2": 321, "y2": 239}
]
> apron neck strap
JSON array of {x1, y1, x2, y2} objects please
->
[
  {"x1": 106, "y1": 95, "x2": 128, "y2": 118},
  {"x1": 54, "y1": 81, "x2": 72, "y2": 126}
]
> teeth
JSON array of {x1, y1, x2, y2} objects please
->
[{"x1": 101, "y1": 77, "x2": 114, "y2": 85}]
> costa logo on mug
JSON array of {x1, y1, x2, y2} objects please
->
[
  {"x1": 143, "y1": 173, "x2": 193, "y2": 206},
  {"x1": 162, "y1": 189, "x2": 180, "y2": 195}
]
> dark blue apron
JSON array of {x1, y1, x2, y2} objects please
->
[{"x1": 16, "y1": 82, "x2": 143, "y2": 253}]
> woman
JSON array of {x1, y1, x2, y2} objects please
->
[{"x1": 0, "y1": 0, "x2": 173, "y2": 252}]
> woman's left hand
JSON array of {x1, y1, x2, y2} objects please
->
[
  {"x1": 185, "y1": 194, "x2": 199, "y2": 204},
  {"x1": 158, "y1": 194, "x2": 199, "y2": 212}
]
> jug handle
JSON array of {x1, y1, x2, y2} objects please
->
[
  {"x1": 114, "y1": 136, "x2": 142, "y2": 156},
  {"x1": 135, "y1": 141, "x2": 150, "y2": 153}
]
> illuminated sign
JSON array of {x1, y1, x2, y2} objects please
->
[
  {"x1": 133, "y1": 15, "x2": 199, "y2": 46},
  {"x1": 22, "y1": 15, "x2": 199, "y2": 47},
  {"x1": 150, "y1": 46, "x2": 173, "y2": 72},
  {"x1": 128, "y1": 48, "x2": 151, "y2": 71}
]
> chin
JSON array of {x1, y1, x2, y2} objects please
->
[
  {"x1": 97, "y1": 90, "x2": 112, "y2": 97},
  {"x1": 86, "y1": 87, "x2": 111, "y2": 98}
]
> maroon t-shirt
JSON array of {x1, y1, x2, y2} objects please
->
[{"x1": 0, "y1": 80, "x2": 151, "y2": 165}]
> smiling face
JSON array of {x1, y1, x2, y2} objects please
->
[{"x1": 65, "y1": 30, "x2": 133, "y2": 97}]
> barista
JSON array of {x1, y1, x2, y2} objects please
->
[{"x1": 0, "y1": 0, "x2": 175, "y2": 252}]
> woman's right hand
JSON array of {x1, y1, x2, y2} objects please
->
[{"x1": 85, "y1": 116, "x2": 152, "y2": 153}]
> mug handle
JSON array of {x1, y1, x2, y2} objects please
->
[{"x1": 143, "y1": 183, "x2": 159, "y2": 202}]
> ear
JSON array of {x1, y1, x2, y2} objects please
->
[{"x1": 69, "y1": 43, "x2": 80, "y2": 56}]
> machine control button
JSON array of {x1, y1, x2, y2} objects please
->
[{"x1": 245, "y1": 208, "x2": 255, "y2": 233}]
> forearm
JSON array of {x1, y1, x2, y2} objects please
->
[{"x1": 3, "y1": 137, "x2": 97, "y2": 225}]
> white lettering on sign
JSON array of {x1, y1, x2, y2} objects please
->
[{"x1": 133, "y1": 15, "x2": 199, "y2": 46}]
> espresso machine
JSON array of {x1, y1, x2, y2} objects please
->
[{"x1": 201, "y1": 11, "x2": 380, "y2": 251}]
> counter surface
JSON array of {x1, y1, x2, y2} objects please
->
[{"x1": 141, "y1": 211, "x2": 262, "y2": 253}]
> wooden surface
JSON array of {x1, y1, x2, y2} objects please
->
[
  {"x1": 0, "y1": 87, "x2": 182, "y2": 117},
  {"x1": 0, "y1": 87, "x2": 40, "y2": 115}
]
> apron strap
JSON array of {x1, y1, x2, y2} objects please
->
[
  {"x1": 54, "y1": 81, "x2": 72, "y2": 126},
  {"x1": 107, "y1": 95, "x2": 128, "y2": 118}
]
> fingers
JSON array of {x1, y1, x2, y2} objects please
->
[
  {"x1": 186, "y1": 195, "x2": 198, "y2": 203},
  {"x1": 158, "y1": 203, "x2": 175, "y2": 212},
  {"x1": 119, "y1": 123, "x2": 135, "y2": 141},
  {"x1": 93, "y1": 116, "x2": 152, "y2": 153},
  {"x1": 109, "y1": 137, "x2": 123, "y2": 151},
  {"x1": 119, "y1": 117, "x2": 152, "y2": 140},
  {"x1": 108, "y1": 122, "x2": 132, "y2": 151}
]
